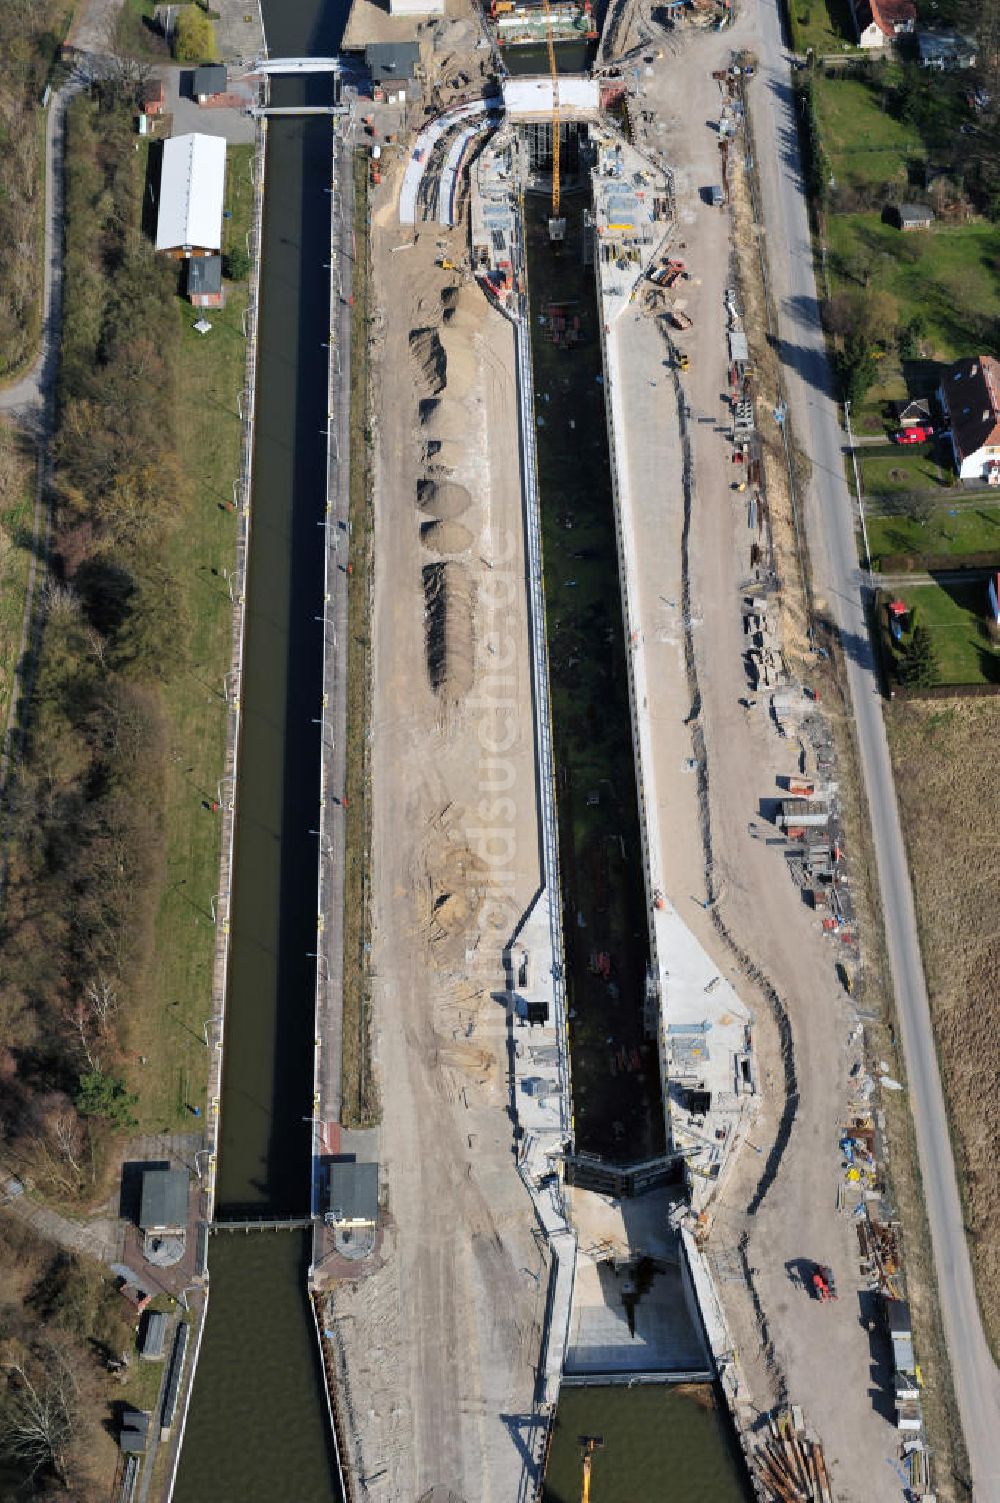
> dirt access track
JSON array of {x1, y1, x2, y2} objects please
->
[{"x1": 327, "y1": 204, "x2": 548, "y2": 1496}]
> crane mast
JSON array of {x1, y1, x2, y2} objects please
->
[{"x1": 542, "y1": 0, "x2": 565, "y2": 241}]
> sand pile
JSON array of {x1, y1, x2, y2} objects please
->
[
  {"x1": 416, "y1": 479, "x2": 471, "y2": 520},
  {"x1": 441, "y1": 285, "x2": 483, "y2": 336},
  {"x1": 424, "y1": 439, "x2": 466, "y2": 472},
  {"x1": 422, "y1": 561, "x2": 475, "y2": 698},
  {"x1": 419, "y1": 398, "x2": 469, "y2": 441},
  {"x1": 409, "y1": 327, "x2": 447, "y2": 393},
  {"x1": 421, "y1": 519, "x2": 473, "y2": 555}
]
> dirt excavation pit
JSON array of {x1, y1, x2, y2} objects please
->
[
  {"x1": 420, "y1": 519, "x2": 473, "y2": 555},
  {"x1": 422, "y1": 560, "x2": 475, "y2": 698},
  {"x1": 416, "y1": 478, "x2": 472, "y2": 519},
  {"x1": 408, "y1": 327, "x2": 447, "y2": 392}
]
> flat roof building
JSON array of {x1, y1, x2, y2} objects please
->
[
  {"x1": 187, "y1": 253, "x2": 224, "y2": 307},
  {"x1": 138, "y1": 1310, "x2": 168, "y2": 1360},
  {"x1": 193, "y1": 63, "x2": 227, "y2": 101},
  {"x1": 364, "y1": 43, "x2": 420, "y2": 84},
  {"x1": 139, "y1": 1168, "x2": 189, "y2": 1233},
  {"x1": 327, "y1": 1161, "x2": 378, "y2": 1227},
  {"x1": 155, "y1": 132, "x2": 226, "y2": 258}
]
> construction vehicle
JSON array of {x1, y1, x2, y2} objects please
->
[
  {"x1": 810, "y1": 1264, "x2": 838, "y2": 1302},
  {"x1": 437, "y1": 257, "x2": 458, "y2": 270},
  {"x1": 542, "y1": 0, "x2": 566, "y2": 242},
  {"x1": 578, "y1": 1435, "x2": 604, "y2": 1503},
  {"x1": 677, "y1": 351, "x2": 690, "y2": 372}
]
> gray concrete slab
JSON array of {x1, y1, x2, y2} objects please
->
[{"x1": 565, "y1": 1254, "x2": 709, "y2": 1375}]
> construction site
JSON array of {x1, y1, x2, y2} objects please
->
[{"x1": 314, "y1": 0, "x2": 949, "y2": 1499}]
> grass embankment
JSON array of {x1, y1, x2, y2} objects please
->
[
  {"x1": 886, "y1": 698, "x2": 1000, "y2": 1363},
  {"x1": 126, "y1": 145, "x2": 254, "y2": 1131},
  {"x1": 341, "y1": 149, "x2": 377, "y2": 1127}
]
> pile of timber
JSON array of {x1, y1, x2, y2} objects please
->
[{"x1": 752, "y1": 1411, "x2": 835, "y2": 1502}]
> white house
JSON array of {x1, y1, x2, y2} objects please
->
[
  {"x1": 849, "y1": 0, "x2": 916, "y2": 49},
  {"x1": 155, "y1": 132, "x2": 226, "y2": 258},
  {"x1": 938, "y1": 356, "x2": 1000, "y2": 485}
]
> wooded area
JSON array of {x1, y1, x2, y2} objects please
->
[
  {"x1": 1, "y1": 93, "x2": 184, "y2": 1212},
  {"x1": 0, "y1": 0, "x2": 70, "y2": 377},
  {"x1": 0, "y1": 1216, "x2": 130, "y2": 1500}
]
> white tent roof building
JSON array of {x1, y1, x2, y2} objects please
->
[{"x1": 156, "y1": 133, "x2": 226, "y2": 256}]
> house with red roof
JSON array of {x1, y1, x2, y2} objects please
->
[
  {"x1": 938, "y1": 356, "x2": 1000, "y2": 485},
  {"x1": 849, "y1": 0, "x2": 916, "y2": 48}
]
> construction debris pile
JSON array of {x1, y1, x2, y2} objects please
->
[
  {"x1": 743, "y1": 594, "x2": 783, "y2": 690},
  {"x1": 750, "y1": 1408, "x2": 834, "y2": 1503}
]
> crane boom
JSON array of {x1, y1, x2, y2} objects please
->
[
  {"x1": 578, "y1": 1435, "x2": 604, "y2": 1503},
  {"x1": 541, "y1": 0, "x2": 564, "y2": 239}
]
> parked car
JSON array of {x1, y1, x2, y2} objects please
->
[{"x1": 893, "y1": 424, "x2": 934, "y2": 444}]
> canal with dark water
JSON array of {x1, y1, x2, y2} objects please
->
[
  {"x1": 524, "y1": 191, "x2": 663, "y2": 1163},
  {"x1": 173, "y1": 0, "x2": 347, "y2": 1497},
  {"x1": 542, "y1": 1385, "x2": 748, "y2": 1502}
]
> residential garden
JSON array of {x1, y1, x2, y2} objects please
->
[{"x1": 792, "y1": 14, "x2": 1000, "y2": 691}]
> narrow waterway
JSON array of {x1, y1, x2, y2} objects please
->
[
  {"x1": 524, "y1": 191, "x2": 663, "y2": 1162},
  {"x1": 173, "y1": 0, "x2": 348, "y2": 1495},
  {"x1": 542, "y1": 1385, "x2": 748, "y2": 1502}
]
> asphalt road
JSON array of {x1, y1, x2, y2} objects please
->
[{"x1": 748, "y1": 3, "x2": 1000, "y2": 1494}]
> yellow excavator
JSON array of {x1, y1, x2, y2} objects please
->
[
  {"x1": 578, "y1": 1435, "x2": 604, "y2": 1503},
  {"x1": 542, "y1": 0, "x2": 566, "y2": 242}
]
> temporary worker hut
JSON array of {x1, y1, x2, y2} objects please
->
[
  {"x1": 155, "y1": 132, "x2": 226, "y2": 258},
  {"x1": 138, "y1": 1309, "x2": 168, "y2": 1360},
  {"x1": 186, "y1": 253, "x2": 224, "y2": 308}
]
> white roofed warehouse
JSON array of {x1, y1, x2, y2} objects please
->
[{"x1": 155, "y1": 133, "x2": 226, "y2": 258}]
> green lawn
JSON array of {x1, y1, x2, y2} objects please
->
[
  {"x1": 788, "y1": 0, "x2": 861, "y2": 54},
  {"x1": 125, "y1": 145, "x2": 253, "y2": 1130},
  {"x1": 869, "y1": 503, "x2": 1000, "y2": 563},
  {"x1": 894, "y1": 581, "x2": 1000, "y2": 686},
  {"x1": 860, "y1": 445, "x2": 951, "y2": 495},
  {"x1": 814, "y1": 74, "x2": 923, "y2": 190},
  {"x1": 826, "y1": 215, "x2": 1000, "y2": 360}
]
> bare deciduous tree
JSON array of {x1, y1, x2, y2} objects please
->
[{"x1": 0, "y1": 1347, "x2": 79, "y2": 1488}]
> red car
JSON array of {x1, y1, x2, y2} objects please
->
[{"x1": 893, "y1": 424, "x2": 934, "y2": 444}]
